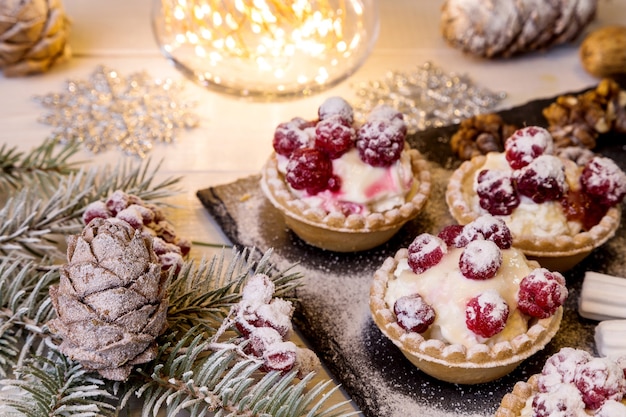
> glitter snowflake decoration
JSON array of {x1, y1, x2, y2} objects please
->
[
  {"x1": 352, "y1": 62, "x2": 507, "y2": 134},
  {"x1": 35, "y1": 65, "x2": 199, "y2": 158}
]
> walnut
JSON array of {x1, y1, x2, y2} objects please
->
[{"x1": 450, "y1": 113, "x2": 518, "y2": 160}]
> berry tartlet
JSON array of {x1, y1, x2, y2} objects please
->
[
  {"x1": 495, "y1": 348, "x2": 626, "y2": 417},
  {"x1": 369, "y1": 215, "x2": 565, "y2": 384},
  {"x1": 446, "y1": 126, "x2": 625, "y2": 271},
  {"x1": 260, "y1": 97, "x2": 431, "y2": 252}
]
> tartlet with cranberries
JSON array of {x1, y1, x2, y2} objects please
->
[
  {"x1": 260, "y1": 97, "x2": 431, "y2": 252},
  {"x1": 369, "y1": 215, "x2": 566, "y2": 384},
  {"x1": 495, "y1": 348, "x2": 626, "y2": 417},
  {"x1": 446, "y1": 126, "x2": 625, "y2": 271}
]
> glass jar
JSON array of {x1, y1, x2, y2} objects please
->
[{"x1": 152, "y1": 0, "x2": 379, "y2": 100}]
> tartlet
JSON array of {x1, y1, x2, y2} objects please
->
[
  {"x1": 369, "y1": 215, "x2": 565, "y2": 384},
  {"x1": 445, "y1": 126, "x2": 625, "y2": 271},
  {"x1": 260, "y1": 97, "x2": 431, "y2": 252}
]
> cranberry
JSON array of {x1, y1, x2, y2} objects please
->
[
  {"x1": 476, "y1": 169, "x2": 520, "y2": 215},
  {"x1": 105, "y1": 190, "x2": 130, "y2": 215},
  {"x1": 250, "y1": 299, "x2": 294, "y2": 338},
  {"x1": 82, "y1": 201, "x2": 111, "y2": 224},
  {"x1": 247, "y1": 327, "x2": 283, "y2": 357},
  {"x1": 263, "y1": 341, "x2": 298, "y2": 373},
  {"x1": 241, "y1": 274, "x2": 275, "y2": 306},
  {"x1": 314, "y1": 115, "x2": 355, "y2": 159},
  {"x1": 356, "y1": 118, "x2": 405, "y2": 167},
  {"x1": 116, "y1": 206, "x2": 144, "y2": 229},
  {"x1": 539, "y1": 348, "x2": 592, "y2": 393},
  {"x1": 285, "y1": 148, "x2": 333, "y2": 195},
  {"x1": 459, "y1": 240, "x2": 502, "y2": 280},
  {"x1": 465, "y1": 290, "x2": 509, "y2": 338},
  {"x1": 504, "y1": 126, "x2": 554, "y2": 169},
  {"x1": 318, "y1": 96, "x2": 354, "y2": 124},
  {"x1": 531, "y1": 384, "x2": 587, "y2": 417},
  {"x1": 407, "y1": 233, "x2": 447, "y2": 274},
  {"x1": 437, "y1": 224, "x2": 464, "y2": 248},
  {"x1": 272, "y1": 117, "x2": 314, "y2": 157},
  {"x1": 517, "y1": 268, "x2": 568, "y2": 319},
  {"x1": 393, "y1": 293, "x2": 435, "y2": 333},
  {"x1": 514, "y1": 155, "x2": 567, "y2": 203},
  {"x1": 574, "y1": 357, "x2": 626, "y2": 410},
  {"x1": 457, "y1": 215, "x2": 512, "y2": 249},
  {"x1": 581, "y1": 156, "x2": 626, "y2": 207}
]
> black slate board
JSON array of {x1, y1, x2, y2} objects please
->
[{"x1": 197, "y1": 91, "x2": 626, "y2": 417}]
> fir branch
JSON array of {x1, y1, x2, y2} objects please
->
[
  {"x1": 0, "y1": 350, "x2": 117, "y2": 417},
  {"x1": 0, "y1": 138, "x2": 82, "y2": 191}
]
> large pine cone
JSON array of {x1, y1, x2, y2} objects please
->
[
  {"x1": 48, "y1": 218, "x2": 168, "y2": 381},
  {"x1": 440, "y1": 0, "x2": 597, "y2": 58},
  {"x1": 0, "y1": 0, "x2": 70, "y2": 76}
]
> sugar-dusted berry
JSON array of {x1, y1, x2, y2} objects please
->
[
  {"x1": 459, "y1": 240, "x2": 502, "y2": 280},
  {"x1": 595, "y1": 400, "x2": 626, "y2": 417},
  {"x1": 514, "y1": 155, "x2": 567, "y2": 203},
  {"x1": 581, "y1": 156, "x2": 626, "y2": 207},
  {"x1": 247, "y1": 326, "x2": 283, "y2": 357},
  {"x1": 574, "y1": 357, "x2": 626, "y2": 410},
  {"x1": 263, "y1": 341, "x2": 298, "y2": 373},
  {"x1": 465, "y1": 289, "x2": 509, "y2": 338},
  {"x1": 318, "y1": 96, "x2": 354, "y2": 124},
  {"x1": 407, "y1": 233, "x2": 447, "y2": 274},
  {"x1": 105, "y1": 189, "x2": 130, "y2": 216},
  {"x1": 314, "y1": 115, "x2": 356, "y2": 159},
  {"x1": 476, "y1": 169, "x2": 520, "y2": 215},
  {"x1": 285, "y1": 148, "x2": 333, "y2": 195},
  {"x1": 538, "y1": 347, "x2": 592, "y2": 393},
  {"x1": 531, "y1": 384, "x2": 587, "y2": 417},
  {"x1": 82, "y1": 201, "x2": 111, "y2": 224},
  {"x1": 437, "y1": 224, "x2": 464, "y2": 248},
  {"x1": 517, "y1": 268, "x2": 568, "y2": 319},
  {"x1": 356, "y1": 118, "x2": 405, "y2": 167},
  {"x1": 273, "y1": 117, "x2": 314, "y2": 157},
  {"x1": 504, "y1": 126, "x2": 554, "y2": 170},
  {"x1": 457, "y1": 214, "x2": 512, "y2": 249},
  {"x1": 393, "y1": 293, "x2": 435, "y2": 333},
  {"x1": 368, "y1": 104, "x2": 404, "y2": 122}
]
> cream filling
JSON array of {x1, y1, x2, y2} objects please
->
[
  {"x1": 384, "y1": 247, "x2": 533, "y2": 347},
  {"x1": 278, "y1": 148, "x2": 414, "y2": 214},
  {"x1": 470, "y1": 152, "x2": 582, "y2": 238}
]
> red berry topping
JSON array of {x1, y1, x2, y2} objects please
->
[
  {"x1": 581, "y1": 156, "x2": 626, "y2": 207},
  {"x1": 459, "y1": 240, "x2": 502, "y2": 280},
  {"x1": 407, "y1": 233, "x2": 447, "y2": 274},
  {"x1": 437, "y1": 224, "x2": 464, "y2": 248},
  {"x1": 505, "y1": 126, "x2": 554, "y2": 169},
  {"x1": 318, "y1": 96, "x2": 354, "y2": 124},
  {"x1": 538, "y1": 348, "x2": 592, "y2": 393},
  {"x1": 457, "y1": 214, "x2": 513, "y2": 249},
  {"x1": 574, "y1": 357, "x2": 626, "y2": 410},
  {"x1": 82, "y1": 201, "x2": 111, "y2": 224},
  {"x1": 393, "y1": 293, "x2": 435, "y2": 333},
  {"x1": 465, "y1": 290, "x2": 509, "y2": 338},
  {"x1": 514, "y1": 155, "x2": 567, "y2": 203},
  {"x1": 517, "y1": 268, "x2": 568, "y2": 319},
  {"x1": 531, "y1": 384, "x2": 586, "y2": 417},
  {"x1": 314, "y1": 115, "x2": 356, "y2": 159},
  {"x1": 356, "y1": 118, "x2": 405, "y2": 167},
  {"x1": 285, "y1": 148, "x2": 333, "y2": 195},
  {"x1": 273, "y1": 117, "x2": 314, "y2": 157},
  {"x1": 476, "y1": 169, "x2": 520, "y2": 215},
  {"x1": 595, "y1": 400, "x2": 626, "y2": 417}
]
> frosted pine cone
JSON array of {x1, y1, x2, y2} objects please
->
[
  {"x1": 48, "y1": 218, "x2": 168, "y2": 381},
  {"x1": 0, "y1": 0, "x2": 71, "y2": 76}
]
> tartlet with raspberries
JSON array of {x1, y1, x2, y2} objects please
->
[
  {"x1": 369, "y1": 215, "x2": 566, "y2": 384},
  {"x1": 445, "y1": 126, "x2": 626, "y2": 271},
  {"x1": 260, "y1": 97, "x2": 431, "y2": 252}
]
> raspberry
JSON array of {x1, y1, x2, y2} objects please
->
[
  {"x1": 505, "y1": 126, "x2": 554, "y2": 169},
  {"x1": 465, "y1": 290, "x2": 509, "y2": 338},
  {"x1": 514, "y1": 155, "x2": 567, "y2": 203},
  {"x1": 531, "y1": 384, "x2": 587, "y2": 417},
  {"x1": 285, "y1": 148, "x2": 333, "y2": 195},
  {"x1": 368, "y1": 104, "x2": 404, "y2": 122},
  {"x1": 82, "y1": 201, "x2": 111, "y2": 224},
  {"x1": 459, "y1": 240, "x2": 502, "y2": 280},
  {"x1": 595, "y1": 400, "x2": 626, "y2": 417},
  {"x1": 437, "y1": 224, "x2": 464, "y2": 248},
  {"x1": 581, "y1": 156, "x2": 626, "y2": 207},
  {"x1": 538, "y1": 348, "x2": 592, "y2": 393},
  {"x1": 517, "y1": 268, "x2": 568, "y2": 319},
  {"x1": 314, "y1": 115, "x2": 355, "y2": 159},
  {"x1": 393, "y1": 293, "x2": 435, "y2": 333},
  {"x1": 476, "y1": 169, "x2": 520, "y2": 215},
  {"x1": 574, "y1": 357, "x2": 626, "y2": 410},
  {"x1": 356, "y1": 118, "x2": 405, "y2": 167},
  {"x1": 457, "y1": 214, "x2": 513, "y2": 249},
  {"x1": 318, "y1": 96, "x2": 354, "y2": 124},
  {"x1": 407, "y1": 233, "x2": 447, "y2": 274},
  {"x1": 272, "y1": 117, "x2": 314, "y2": 157}
]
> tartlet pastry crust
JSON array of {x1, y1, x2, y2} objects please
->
[
  {"x1": 260, "y1": 147, "x2": 431, "y2": 252},
  {"x1": 445, "y1": 155, "x2": 622, "y2": 271},
  {"x1": 369, "y1": 249, "x2": 563, "y2": 384},
  {"x1": 495, "y1": 374, "x2": 539, "y2": 417}
]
